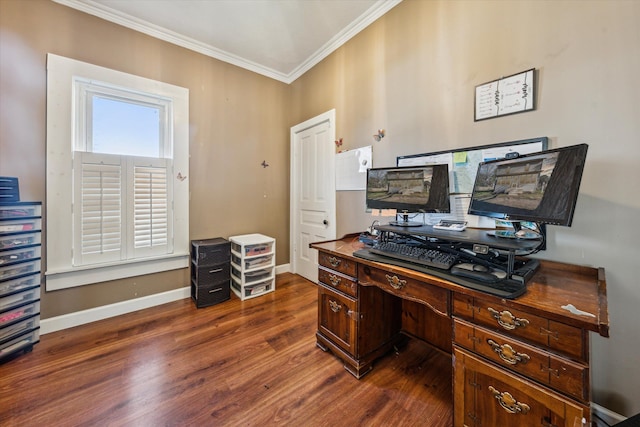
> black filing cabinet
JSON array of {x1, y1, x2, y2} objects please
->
[{"x1": 190, "y1": 238, "x2": 231, "y2": 308}]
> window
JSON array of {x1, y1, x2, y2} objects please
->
[{"x1": 46, "y1": 54, "x2": 189, "y2": 290}]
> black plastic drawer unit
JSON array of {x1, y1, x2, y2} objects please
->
[{"x1": 190, "y1": 238, "x2": 231, "y2": 308}]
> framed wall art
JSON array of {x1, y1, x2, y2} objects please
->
[{"x1": 475, "y1": 68, "x2": 536, "y2": 121}]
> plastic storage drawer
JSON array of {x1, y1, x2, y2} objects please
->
[
  {"x1": 0, "y1": 219, "x2": 39, "y2": 233},
  {"x1": 231, "y1": 241, "x2": 273, "y2": 257},
  {"x1": 232, "y1": 278, "x2": 274, "y2": 299},
  {"x1": 0, "y1": 273, "x2": 40, "y2": 297},
  {"x1": 0, "y1": 301, "x2": 40, "y2": 329},
  {"x1": 0, "y1": 315, "x2": 39, "y2": 342},
  {"x1": 191, "y1": 263, "x2": 231, "y2": 287},
  {"x1": 191, "y1": 238, "x2": 231, "y2": 266},
  {"x1": 0, "y1": 204, "x2": 39, "y2": 218},
  {"x1": 0, "y1": 259, "x2": 40, "y2": 281},
  {"x1": 231, "y1": 265, "x2": 273, "y2": 283},
  {"x1": 191, "y1": 281, "x2": 230, "y2": 307},
  {"x1": 232, "y1": 253, "x2": 274, "y2": 270},
  {"x1": 0, "y1": 287, "x2": 40, "y2": 312},
  {"x1": 0, "y1": 246, "x2": 41, "y2": 266},
  {"x1": 0, "y1": 232, "x2": 41, "y2": 250},
  {"x1": 0, "y1": 328, "x2": 40, "y2": 361}
]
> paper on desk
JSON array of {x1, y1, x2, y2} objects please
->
[{"x1": 561, "y1": 304, "x2": 595, "y2": 318}]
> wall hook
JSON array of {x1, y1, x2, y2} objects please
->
[{"x1": 261, "y1": 160, "x2": 269, "y2": 168}]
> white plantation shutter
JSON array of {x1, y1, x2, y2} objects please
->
[
  {"x1": 74, "y1": 153, "x2": 124, "y2": 265},
  {"x1": 132, "y1": 160, "x2": 172, "y2": 256},
  {"x1": 73, "y1": 154, "x2": 173, "y2": 266}
]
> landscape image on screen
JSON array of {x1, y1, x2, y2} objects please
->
[
  {"x1": 366, "y1": 165, "x2": 449, "y2": 212},
  {"x1": 471, "y1": 152, "x2": 558, "y2": 211}
]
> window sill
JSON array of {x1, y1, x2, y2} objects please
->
[{"x1": 45, "y1": 253, "x2": 189, "y2": 291}]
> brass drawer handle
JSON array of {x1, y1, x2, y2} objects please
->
[
  {"x1": 487, "y1": 339, "x2": 530, "y2": 365},
  {"x1": 488, "y1": 386, "x2": 530, "y2": 415},
  {"x1": 328, "y1": 274, "x2": 341, "y2": 287},
  {"x1": 488, "y1": 307, "x2": 530, "y2": 330},
  {"x1": 385, "y1": 274, "x2": 406, "y2": 290},
  {"x1": 328, "y1": 256, "x2": 341, "y2": 268},
  {"x1": 329, "y1": 300, "x2": 342, "y2": 313}
]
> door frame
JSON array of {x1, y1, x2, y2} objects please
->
[{"x1": 289, "y1": 109, "x2": 337, "y2": 276}]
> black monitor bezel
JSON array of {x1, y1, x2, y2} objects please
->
[
  {"x1": 365, "y1": 164, "x2": 450, "y2": 214},
  {"x1": 467, "y1": 143, "x2": 589, "y2": 226}
]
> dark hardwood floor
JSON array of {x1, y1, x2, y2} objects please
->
[{"x1": 0, "y1": 273, "x2": 453, "y2": 426}]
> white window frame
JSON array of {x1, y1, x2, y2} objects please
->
[
  {"x1": 46, "y1": 53, "x2": 189, "y2": 290},
  {"x1": 74, "y1": 78, "x2": 172, "y2": 157}
]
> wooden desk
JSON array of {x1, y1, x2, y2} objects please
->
[{"x1": 311, "y1": 235, "x2": 609, "y2": 427}]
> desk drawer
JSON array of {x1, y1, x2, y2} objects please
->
[
  {"x1": 453, "y1": 294, "x2": 585, "y2": 361},
  {"x1": 318, "y1": 253, "x2": 357, "y2": 277},
  {"x1": 318, "y1": 266, "x2": 357, "y2": 297},
  {"x1": 453, "y1": 347, "x2": 588, "y2": 427},
  {"x1": 454, "y1": 318, "x2": 588, "y2": 402},
  {"x1": 359, "y1": 264, "x2": 449, "y2": 316}
]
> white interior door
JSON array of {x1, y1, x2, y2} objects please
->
[{"x1": 290, "y1": 109, "x2": 336, "y2": 283}]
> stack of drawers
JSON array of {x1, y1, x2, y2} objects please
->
[
  {"x1": 0, "y1": 202, "x2": 42, "y2": 363},
  {"x1": 452, "y1": 293, "x2": 590, "y2": 426},
  {"x1": 190, "y1": 238, "x2": 231, "y2": 308},
  {"x1": 229, "y1": 234, "x2": 275, "y2": 300}
]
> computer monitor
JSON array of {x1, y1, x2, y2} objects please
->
[
  {"x1": 366, "y1": 164, "x2": 450, "y2": 226},
  {"x1": 468, "y1": 143, "x2": 588, "y2": 236}
]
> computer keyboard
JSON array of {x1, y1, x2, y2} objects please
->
[{"x1": 369, "y1": 242, "x2": 458, "y2": 270}]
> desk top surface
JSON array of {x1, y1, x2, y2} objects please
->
[{"x1": 311, "y1": 235, "x2": 609, "y2": 337}]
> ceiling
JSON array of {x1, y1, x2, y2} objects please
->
[{"x1": 54, "y1": 0, "x2": 402, "y2": 84}]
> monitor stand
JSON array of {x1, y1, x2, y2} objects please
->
[
  {"x1": 389, "y1": 212, "x2": 423, "y2": 227},
  {"x1": 488, "y1": 221, "x2": 542, "y2": 240}
]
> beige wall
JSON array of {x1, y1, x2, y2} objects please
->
[
  {"x1": 2, "y1": 0, "x2": 639, "y2": 418},
  {"x1": 0, "y1": 1, "x2": 291, "y2": 315},
  {"x1": 291, "y1": 0, "x2": 640, "y2": 417}
]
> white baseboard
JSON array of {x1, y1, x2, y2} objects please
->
[
  {"x1": 40, "y1": 287, "x2": 190, "y2": 334},
  {"x1": 592, "y1": 402, "x2": 627, "y2": 425},
  {"x1": 275, "y1": 263, "x2": 290, "y2": 275},
  {"x1": 40, "y1": 264, "x2": 292, "y2": 335}
]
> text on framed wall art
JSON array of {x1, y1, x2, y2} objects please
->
[{"x1": 474, "y1": 68, "x2": 535, "y2": 121}]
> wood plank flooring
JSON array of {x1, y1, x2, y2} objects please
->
[{"x1": 0, "y1": 273, "x2": 453, "y2": 426}]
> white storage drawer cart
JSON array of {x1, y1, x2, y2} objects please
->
[{"x1": 229, "y1": 234, "x2": 275, "y2": 300}]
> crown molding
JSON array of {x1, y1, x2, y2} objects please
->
[
  {"x1": 52, "y1": 0, "x2": 402, "y2": 84},
  {"x1": 286, "y1": 0, "x2": 402, "y2": 83}
]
